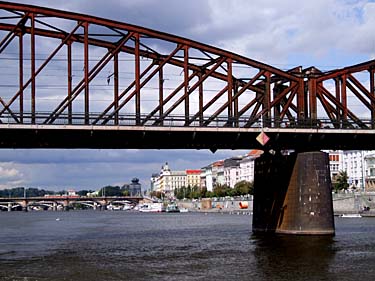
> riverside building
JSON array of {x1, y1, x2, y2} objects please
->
[
  {"x1": 328, "y1": 150, "x2": 373, "y2": 190},
  {"x1": 365, "y1": 153, "x2": 375, "y2": 191},
  {"x1": 122, "y1": 178, "x2": 142, "y2": 196},
  {"x1": 151, "y1": 150, "x2": 374, "y2": 196}
]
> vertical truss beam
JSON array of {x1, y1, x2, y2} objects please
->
[
  {"x1": 184, "y1": 46, "x2": 189, "y2": 124},
  {"x1": 371, "y1": 69, "x2": 375, "y2": 128},
  {"x1": 308, "y1": 78, "x2": 317, "y2": 120},
  {"x1": 234, "y1": 81, "x2": 239, "y2": 126},
  {"x1": 67, "y1": 41, "x2": 72, "y2": 124},
  {"x1": 18, "y1": 32, "x2": 23, "y2": 122},
  {"x1": 30, "y1": 13, "x2": 35, "y2": 124},
  {"x1": 0, "y1": 22, "x2": 83, "y2": 119},
  {"x1": 335, "y1": 78, "x2": 341, "y2": 125},
  {"x1": 341, "y1": 74, "x2": 348, "y2": 122},
  {"x1": 159, "y1": 61, "x2": 164, "y2": 125},
  {"x1": 227, "y1": 58, "x2": 233, "y2": 122},
  {"x1": 198, "y1": 72, "x2": 203, "y2": 126},
  {"x1": 84, "y1": 22, "x2": 90, "y2": 125},
  {"x1": 263, "y1": 72, "x2": 271, "y2": 127},
  {"x1": 297, "y1": 77, "x2": 305, "y2": 121},
  {"x1": 114, "y1": 53, "x2": 119, "y2": 125},
  {"x1": 135, "y1": 34, "x2": 141, "y2": 125}
]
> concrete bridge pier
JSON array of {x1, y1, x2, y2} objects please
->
[
  {"x1": 7, "y1": 203, "x2": 11, "y2": 212},
  {"x1": 252, "y1": 151, "x2": 335, "y2": 235},
  {"x1": 21, "y1": 200, "x2": 28, "y2": 212},
  {"x1": 63, "y1": 200, "x2": 70, "y2": 211}
]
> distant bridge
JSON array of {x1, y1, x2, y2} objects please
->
[
  {"x1": 0, "y1": 196, "x2": 143, "y2": 211},
  {"x1": 0, "y1": 1, "x2": 374, "y2": 151}
]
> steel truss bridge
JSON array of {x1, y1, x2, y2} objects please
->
[{"x1": 0, "y1": 2, "x2": 375, "y2": 151}]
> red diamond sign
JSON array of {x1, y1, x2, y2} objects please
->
[{"x1": 256, "y1": 131, "x2": 270, "y2": 146}]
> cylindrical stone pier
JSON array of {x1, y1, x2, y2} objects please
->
[{"x1": 253, "y1": 151, "x2": 335, "y2": 235}]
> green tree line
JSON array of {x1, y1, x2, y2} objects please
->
[
  {"x1": 0, "y1": 187, "x2": 104, "y2": 198},
  {"x1": 0, "y1": 187, "x2": 55, "y2": 198}
]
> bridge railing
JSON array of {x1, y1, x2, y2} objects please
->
[{"x1": 0, "y1": 112, "x2": 373, "y2": 130}]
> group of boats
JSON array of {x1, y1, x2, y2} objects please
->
[
  {"x1": 136, "y1": 202, "x2": 188, "y2": 213},
  {"x1": 107, "y1": 202, "x2": 188, "y2": 213}
]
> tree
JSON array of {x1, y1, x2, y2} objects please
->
[
  {"x1": 98, "y1": 186, "x2": 122, "y2": 196},
  {"x1": 213, "y1": 184, "x2": 230, "y2": 197},
  {"x1": 77, "y1": 190, "x2": 95, "y2": 196},
  {"x1": 234, "y1": 181, "x2": 254, "y2": 196},
  {"x1": 334, "y1": 170, "x2": 349, "y2": 192},
  {"x1": 150, "y1": 191, "x2": 163, "y2": 199}
]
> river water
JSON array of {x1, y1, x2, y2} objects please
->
[{"x1": 1, "y1": 211, "x2": 375, "y2": 281}]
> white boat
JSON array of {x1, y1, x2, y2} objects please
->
[
  {"x1": 340, "y1": 214, "x2": 362, "y2": 218},
  {"x1": 123, "y1": 204, "x2": 133, "y2": 210},
  {"x1": 139, "y1": 203, "x2": 165, "y2": 213},
  {"x1": 166, "y1": 204, "x2": 180, "y2": 213},
  {"x1": 179, "y1": 208, "x2": 189, "y2": 213}
]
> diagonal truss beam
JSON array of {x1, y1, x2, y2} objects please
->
[
  {"x1": 0, "y1": 12, "x2": 28, "y2": 53},
  {"x1": 0, "y1": 22, "x2": 83, "y2": 121},
  {"x1": 96, "y1": 45, "x2": 183, "y2": 125},
  {"x1": 45, "y1": 32, "x2": 134, "y2": 124}
]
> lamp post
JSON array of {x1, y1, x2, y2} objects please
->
[{"x1": 362, "y1": 151, "x2": 366, "y2": 192}]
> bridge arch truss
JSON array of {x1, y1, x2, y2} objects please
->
[{"x1": 0, "y1": 2, "x2": 374, "y2": 150}]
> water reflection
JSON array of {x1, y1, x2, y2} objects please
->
[
  {"x1": 2, "y1": 213, "x2": 375, "y2": 280},
  {"x1": 251, "y1": 234, "x2": 336, "y2": 281}
]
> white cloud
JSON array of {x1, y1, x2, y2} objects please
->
[
  {"x1": 0, "y1": 164, "x2": 25, "y2": 189},
  {"x1": 0, "y1": 165, "x2": 21, "y2": 179}
]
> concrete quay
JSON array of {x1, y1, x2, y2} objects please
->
[{"x1": 177, "y1": 192, "x2": 375, "y2": 216}]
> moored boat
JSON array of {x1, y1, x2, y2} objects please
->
[
  {"x1": 340, "y1": 214, "x2": 362, "y2": 218},
  {"x1": 138, "y1": 203, "x2": 165, "y2": 212},
  {"x1": 166, "y1": 204, "x2": 180, "y2": 213}
]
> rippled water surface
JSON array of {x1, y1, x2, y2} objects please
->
[{"x1": 1, "y1": 211, "x2": 375, "y2": 280}]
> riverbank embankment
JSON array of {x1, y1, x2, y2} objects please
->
[{"x1": 177, "y1": 192, "x2": 375, "y2": 216}]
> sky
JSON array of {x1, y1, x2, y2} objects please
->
[{"x1": 0, "y1": 0, "x2": 374, "y2": 191}]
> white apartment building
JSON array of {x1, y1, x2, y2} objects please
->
[
  {"x1": 342, "y1": 150, "x2": 371, "y2": 189},
  {"x1": 327, "y1": 150, "x2": 373, "y2": 190},
  {"x1": 239, "y1": 150, "x2": 263, "y2": 183},
  {"x1": 328, "y1": 150, "x2": 343, "y2": 182},
  {"x1": 239, "y1": 157, "x2": 253, "y2": 182},
  {"x1": 202, "y1": 160, "x2": 224, "y2": 192},
  {"x1": 365, "y1": 153, "x2": 375, "y2": 190},
  {"x1": 153, "y1": 163, "x2": 201, "y2": 193},
  {"x1": 224, "y1": 157, "x2": 242, "y2": 188},
  {"x1": 186, "y1": 170, "x2": 201, "y2": 187}
]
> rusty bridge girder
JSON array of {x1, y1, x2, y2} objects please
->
[{"x1": 0, "y1": 2, "x2": 375, "y2": 150}]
